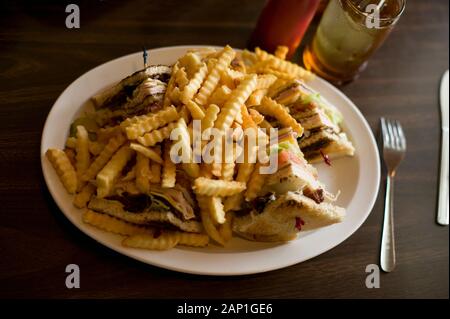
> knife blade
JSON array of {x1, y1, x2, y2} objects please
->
[{"x1": 437, "y1": 70, "x2": 449, "y2": 226}]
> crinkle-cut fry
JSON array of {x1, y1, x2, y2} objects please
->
[
  {"x1": 240, "y1": 104, "x2": 257, "y2": 129},
  {"x1": 135, "y1": 153, "x2": 150, "y2": 193},
  {"x1": 180, "y1": 63, "x2": 208, "y2": 105},
  {"x1": 267, "y1": 78, "x2": 288, "y2": 97},
  {"x1": 195, "y1": 45, "x2": 235, "y2": 106},
  {"x1": 248, "y1": 108, "x2": 264, "y2": 125},
  {"x1": 83, "y1": 210, "x2": 151, "y2": 236},
  {"x1": 176, "y1": 232, "x2": 209, "y2": 247},
  {"x1": 46, "y1": 148, "x2": 78, "y2": 194},
  {"x1": 245, "y1": 162, "x2": 267, "y2": 201},
  {"x1": 129, "y1": 143, "x2": 163, "y2": 164},
  {"x1": 254, "y1": 47, "x2": 271, "y2": 61},
  {"x1": 149, "y1": 161, "x2": 161, "y2": 184},
  {"x1": 96, "y1": 125, "x2": 122, "y2": 144},
  {"x1": 185, "y1": 100, "x2": 205, "y2": 120},
  {"x1": 207, "y1": 196, "x2": 226, "y2": 224},
  {"x1": 214, "y1": 74, "x2": 257, "y2": 132},
  {"x1": 178, "y1": 104, "x2": 191, "y2": 123},
  {"x1": 209, "y1": 85, "x2": 232, "y2": 106},
  {"x1": 124, "y1": 106, "x2": 179, "y2": 140},
  {"x1": 163, "y1": 63, "x2": 178, "y2": 107},
  {"x1": 274, "y1": 45, "x2": 289, "y2": 60},
  {"x1": 65, "y1": 148, "x2": 76, "y2": 167},
  {"x1": 193, "y1": 177, "x2": 246, "y2": 197},
  {"x1": 197, "y1": 195, "x2": 225, "y2": 246},
  {"x1": 136, "y1": 122, "x2": 176, "y2": 147},
  {"x1": 201, "y1": 104, "x2": 220, "y2": 133},
  {"x1": 247, "y1": 89, "x2": 267, "y2": 107},
  {"x1": 268, "y1": 54, "x2": 314, "y2": 80},
  {"x1": 258, "y1": 119, "x2": 273, "y2": 131},
  {"x1": 75, "y1": 126, "x2": 90, "y2": 180},
  {"x1": 65, "y1": 137, "x2": 77, "y2": 149},
  {"x1": 261, "y1": 67, "x2": 296, "y2": 81},
  {"x1": 169, "y1": 87, "x2": 181, "y2": 105},
  {"x1": 175, "y1": 66, "x2": 189, "y2": 90},
  {"x1": 256, "y1": 97, "x2": 304, "y2": 136},
  {"x1": 256, "y1": 74, "x2": 277, "y2": 90},
  {"x1": 88, "y1": 141, "x2": 105, "y2": 156},
  {"x1": 178, "y1": 52, "x2": 203, "y2": 78},
  {"x1": 73, "y1": 183, "x2": 96, "y2": 208},
  {"x1": 172, "y1": 118, "x2": 200, "y2": 178},
  {"x1": 223, "y1": 161, "x2": 255, "y2": 211},
  {"x1": 219, "y1": 212, "x2": 234, "y2": 242},
  {"x1": 82, "y1": 134, "x2": 126, "y2": 182},
  {"x1": 96, "y1": 145, "x2": 134, "y2": 198},
  {"x1": 122, "y1": 233, "x2": 179, "y2": 250},
  {"x1": 242, "y1": 49, "x2": 258, "y2": 65},
  {"x1": 161, "y1": 141, "x2": 176, "y2": 188},
  {"x1": 187, "y1": 47, "x2": 218, "y2": 59}
]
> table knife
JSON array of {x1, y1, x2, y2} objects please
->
[{"x1": 438, "y1": 70, "x2": 449, "y2": 226}]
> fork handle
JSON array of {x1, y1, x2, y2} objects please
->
[
  {"x1": 381, "y1": 174, "x2": 396, "y2": 272},
  {"x1": 437, "y1": 128, "x2": 449, "y2": 225}
]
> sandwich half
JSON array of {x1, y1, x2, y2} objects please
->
[
  {"x1": 270, "y1": 80, "x2": 355, "y2": 163},
  {"x1": 232, "y1": 129, "x2": 345, "y2": 242}
]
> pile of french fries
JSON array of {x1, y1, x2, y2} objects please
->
[{"x1": 46, "y1": 45, "x2": 313, "y2": 250}]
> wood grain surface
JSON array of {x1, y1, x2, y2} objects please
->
[{"x1": 0, "y1": 0, "x2": 448, "y2": 298}]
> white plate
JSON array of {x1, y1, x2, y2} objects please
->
[{"x1": 41, "y1": 46, "x2": 380, "y2": 276}]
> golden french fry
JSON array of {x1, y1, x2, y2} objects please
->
[
  {"x1": 88, "y1": 141, "x2": 105, "y2": 156},
  {"x1": 218, "y1": 212, "x2": 234, "y2": 242},
  {"x1": 175, "y1": 67, "x2": 189, "y2": 90},
  {"x1": 122, "y1": 233, "x2": 179, "y2": 250},
  {"x1": 96, "y1": 125, "x2": 122, "y2": 144},
  {"x1": 73, "y1": 183, "x2": 96, "y2": 208},
  {"x1": 130, "y1": 143, "x2": 163, "y2": 164},
  {"x1": 180, "y1": 63, "x2": 208, "y2": 105},
  {"x1": 149, "y1": 162, "x2": 161, "y2": 184},
  {"x1": 65, "y1": 137, "x2": 77, "y2": 149},
  {"x1": 197, "y1": 195, "x2": 225, "y2": 246},
  {"x1": 193, "y1": 177, "x2": 246, "y2": 197},
  {"x1": 172, "y1": 118, "x2": 200, "y2": 178},
  {"x1": 136, "y1": 122, "x2": 177, "y2": 147},
  {"x1": 124, "y1": 106, "x2": 179, "y2": 140},
  {"x1": 258, "y1": 119, "x2": 273, "y2": 131},
  {"x1": 161, "y1": 141, "x2": 176, "y2": 188},
  {"x1": 201, "y1": 104, "x2": 220, "y2": 133},
  {"x1": 214, "y1": 74, "x2": 257, "y2": 132},
  {"x1": 163, "y1": 63, "x2": 179, "y2": 107},
  {"x1": 274, "y1": 45, "x2": 289, "y2": 60},
  {"x1": 185, "y1": 100, "x2": 206, "y2": 120},
  {"x1": 75, "y1": 126, "x2": 90, "y2": 180},
  {"x1": 247, "y1": 89, "x2": 267, "y2": 107},
  {"x1": 169, "y1": 87, "x2": 181, "y2": 105},
  {"x1": 209, "y1": 85, "x2": 232, "y2": 106},
  {"x1": 255, "y1": 97, "x2": 303, "y2": 136},
  {"x1": 248, "y1": 108, "x2": 264, "y2": 125},
  {"x1": 267, "y1": 78, "x2": 288, "y2": 97},
  {"x1": 195, "y1": 45, "x2": 235, "y2": 106},
  {"x1": 82, "y1": 134, "x2": 126, "y2": 182},
  {"x1": 268, "y1": 54, "x2": 314, "y2": 80},
  {"x1": 261, "y1": 68, "x2": 296, "y2": 81},
  {"x1": 96, "y1": 145, "x2": 134, "y2": 198},
  {"x1": 178, "y1": 52, "x2": 202, "y2": 78},
  {"x1": 256, "y1": 74, "x2": 277, "y2": 90},
  {"x1": 176, "y1": 232, "x2": 209, "y2": 247},
  {"x1": 46, "y1": 148, "x2": 78, "y2": 194},
  {"x1": 83, "y1": 209, "x2": 151, "y2": 236},
  {"x1": 245, "y1": 162, "x2": 267, "y2": 201},
  {"x1": 135, "y1": 153, "x2": 150, "y2": 193},
  {"x1": 208, "y1": 196, "x2": 226, "y2": 224}
]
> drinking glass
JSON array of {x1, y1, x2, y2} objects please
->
[{"x1": 303, "y1": 0, "x2": 405, "y2": 85}]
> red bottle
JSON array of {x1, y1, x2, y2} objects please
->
[{"x1": 248, "y1": 0, "x2": 320, "y2": 59}]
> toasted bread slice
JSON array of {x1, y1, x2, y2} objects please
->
[{"x1": 233, "y1": 192, "x2": 345, "y2": 242}]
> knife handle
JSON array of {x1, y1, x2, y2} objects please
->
[{"x1": 438, "y1": 128, "x2": 449, "y2": 226}]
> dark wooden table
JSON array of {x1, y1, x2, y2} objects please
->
[{"x1": 0, "y1": 0, "x2": 448, "y2": 299}]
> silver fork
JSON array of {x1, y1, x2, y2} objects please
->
[{"x1": 380, "y1": 118, "x2": 406, "y2": 272}]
